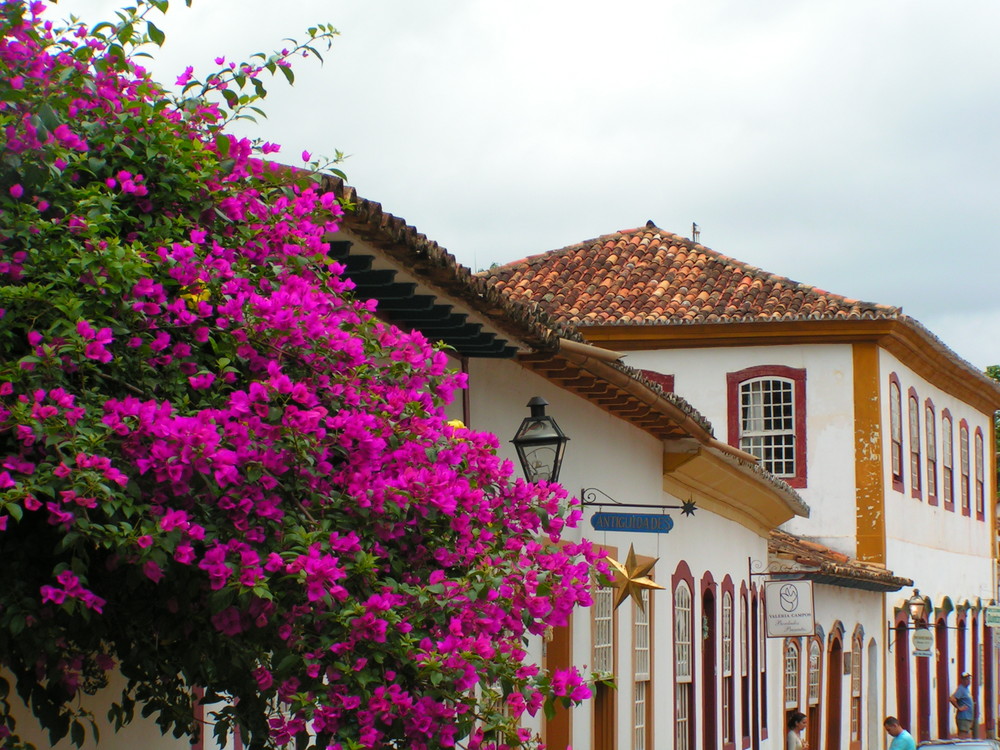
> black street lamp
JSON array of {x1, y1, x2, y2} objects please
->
[
  {"x1": 511, "y1": 397, "x2": 570, "y2": 483},
  {"x1": 906, "y1": 589, "x2": 928, "y2": 624}
]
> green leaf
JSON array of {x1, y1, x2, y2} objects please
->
[
  {"x1": 214, "y1": 133, "x2": 230, "y2": 158},
  {"x1": 146, "y1": 21, "x2": 165, "y2": 46},
  {"x1": 280, "y1": 66, "x2": 294, "y2": 85}
]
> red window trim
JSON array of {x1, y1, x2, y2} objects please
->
[
  {"x1": 726, "y1": 365, "x2": 807, "y2": 488},
  {"x1": 908, "y1": 387, "x2": 922, "y2": 499},
  {"x1": 925, "y1": 399, "x2": 938, "y2": 507},
  {"x1": 942, "y1": 410, "x2": 955, "y2": 512}
]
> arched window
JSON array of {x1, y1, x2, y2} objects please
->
[
  {"x1": 727, "y1": 366, "x2": 807, "y2": 487},
  {"x1": 674, "y1": 580, "x2": 693, "y2": 750},
  {"x1": 925, "y1": 400, "x2": 938, "y2": 505},
  {"x1": 722, "y1": 590, "x2": 734, "y2": 746},
  {"x1": 908, "y1": 389, "x2": 921, "y2": 497},
  {"x1": 960, "y1": 420, "x2": 971, "y2": 516},
  {"x1": 889, "y1": 375, "x2": 904, "y2": 491},
  {"x1": 807, "y1": 638, "x2": 823, "y2": 750},
  {"x1": 785, "y1": 639, "x2": 801, "y2": 709},
  {"x1": 634, "y1": 588, "x2": 652, "y2": 750},
  {"x1": 942, "y1": 411, "x2": 955, "y2": 511},
  {"x1": 850, "y1": 632, "x2": 863, "y2": 743},
  {"x1": 740, "y1": 593, "x2": 750, "y2": 743},
  {"x1": 975, "y1": 428, "x2": 985, "y2": 520}
]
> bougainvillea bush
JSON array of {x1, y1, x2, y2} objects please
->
[{"x1": 0, "y1": 2, "x2": 598, "y2": 748}]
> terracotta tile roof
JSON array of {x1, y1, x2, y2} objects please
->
[
  {"x1": 768, "y1": 530, "x2": 912, "y2": 592},
  {"x1": 485, "y1": 223, "x2": 901, "y2": 326}
]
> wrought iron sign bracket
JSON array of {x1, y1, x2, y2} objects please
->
[
  {"x1": 747, "y1": 556, "x2": 816, "y2": 580},
  {"x1": 581, "y1": 487, "x2": 697, "y2": 516}
]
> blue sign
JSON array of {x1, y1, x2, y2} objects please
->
[{"x1": 590, "y1": 512, "x2": 674, "y2": 534}]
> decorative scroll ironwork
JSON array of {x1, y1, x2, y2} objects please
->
[
  {"x1": 747, "y1": 556, "x2": 818, "y2": 578},
  {"x1": 580, "y1": 487, "x2": 697, "y2": 516}
]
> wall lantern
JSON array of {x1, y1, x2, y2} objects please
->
[
  {"x1": 511, "y1": 397, "x2": 570, "y2": 483},
  {"x1": 887, "y1": 589, "x2": 931, "y2": 651},
  {"x1": 906, "y1": 588, "x2": 928, "y2": 624}
]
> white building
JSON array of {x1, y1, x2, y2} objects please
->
[{"x1": 488, "y1": 221, "x2": 1000, "y2": 746}]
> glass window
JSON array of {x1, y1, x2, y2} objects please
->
[
  {"x1": 943, "y1": 414, "x2": 954, "y2": 508},
  {"x1": 975, "y1": 429, "x2": 985, "y2": 518},
  {"x1": 960, "y1": 422, "x2": 970, "y2": 514},
  {"x1": 740, "y1": 378, "x2": 796, "y2": 477},
  {"x1": 890, "y1": 378, "x2": 903, "y2": 486},
  {"x1": 674, "y1": 582, "x2": 693, "y2": 750},
  {"x1": 908, "y1": 393, "x2": 921, "y2": 495},
  {"x1": 784, "y1": 640, "x2": 800, "y2": 708},
  {"x1": 925, "y1": 403, "x2": 938, "y2": 502}
]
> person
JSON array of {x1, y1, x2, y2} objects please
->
[
  {"x1": 884, "y1": 716, "x2": 916, "y2": 750},
  {"x1": 950, "y1": 671, "x2": 974, "y2": 738},
  {"x1": 787, "y1": 711, "x2": 807, "y2": 750}
]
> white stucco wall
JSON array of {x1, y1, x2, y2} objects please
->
[
  {"x1": 878, "y1": 349, "x2": 995, "y2": 607},
  {"x1": 467, "y1": 356, "x2": 782, "y2": 749},
  {"x1": 623, "y1": 343, "x2": 858, "y2": 553}
]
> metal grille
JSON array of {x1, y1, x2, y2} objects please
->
[
  {"x1": 594, "y1": 586, "x2": 614, "y2": 673},
  {"x1": 739, "y1": 378, "x2": 796, "y2": 476},
  {"x1": 784, "y1": 641, "x2": 800, "y2": 708}
]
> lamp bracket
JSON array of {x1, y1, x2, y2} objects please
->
[{"x1": 581, "y1": 487, "x2": 697, "y2": 516}]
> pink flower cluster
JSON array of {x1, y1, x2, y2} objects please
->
[{"x1": 0, "y1": 4, "x2": 600, "y2": 749}]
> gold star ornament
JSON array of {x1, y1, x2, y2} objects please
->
[{"x1": 605, "y1": 544, "x2": 665, "y2": 612}]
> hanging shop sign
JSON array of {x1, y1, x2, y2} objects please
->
[
  {"x1": 984, "y1": 606, "x2": 1000, "y2": 628},
  {"x1": 912, "y1": 627, "x2": 934, "y2": 657},
  {"x1": 764, "y1": 580, "x2": 815, "y2": 637},
  {"x1": 590, "y1": 512, "x2": 674, "y2": 534}
]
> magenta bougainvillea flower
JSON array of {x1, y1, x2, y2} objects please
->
[{"x1": 0, "y1": 2, "x2": 599, "y2": 749}]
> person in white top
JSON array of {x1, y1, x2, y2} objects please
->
[{"x1": 787, "y1": 712, "x2": 808, "y2": 750}]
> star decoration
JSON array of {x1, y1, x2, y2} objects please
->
[
  {"x1": 605, "y1": 544, "x2": 665, "y2": 612},
  {"x1": 681, "y1": 499, "x2": 697, "y2": 517}
]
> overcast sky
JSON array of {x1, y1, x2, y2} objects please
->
[{"x1": 57, "y1": 0, "x2": 1000, "y2": 370}]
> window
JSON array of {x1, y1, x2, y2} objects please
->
[
  {"x1": 740, "y1": 594, "x2": 750, "y2": 743},
  {"x1": 889, "y1": 375, "x2": 904, "y2": 491},
  {"x1": 674, "y1": 581, "x2": 693, "y2": 750},
  {"x1": 722, "y1": 590, "x2": 734, "y2": 746},
  {"x1": 960, "y1": 420, "x2": 971, "y2": 516},
  {"x1": 784, "y1": 640, "x2": 800, "y2": 709},
  {"x1": 808, "y1": 638, "x2": 822, "y2": 705},
  {"x1": 975, "y1": 428, "x2": 985, "y2": 520},
  {"x1": 634, "y1": 587, "x2": 652, "y2": 750},
  {"x1": 727, "y1": 366, "x2": 807, "y2": 488},
  {"x1": 593, "y1": 582, "x2": 617, "y2": 749},
  {"x1": 850, "y1": 634, "x2": 863, "y2": 742},
  {"x1": 594, "y1": 586, "x2": 614, "y2": 674},
  {"x1": 908, "y1": 389, "x2": 921, "y2": 498},
  {"x1": 925, "y1": 401, "x2": 938, "y2": 505},
  {"x1": 943, "y1": 411, "x2": 954, "y2": 511}
]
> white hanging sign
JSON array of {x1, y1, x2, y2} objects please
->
[{"x1": 765, "y1": 580, "x2": 815, "y2": 637}]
